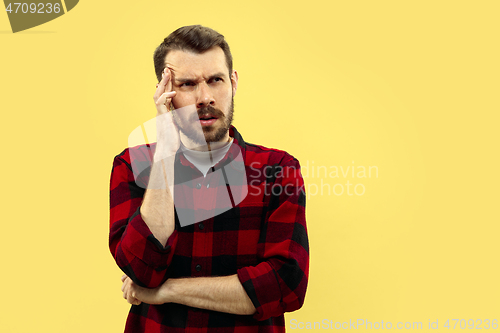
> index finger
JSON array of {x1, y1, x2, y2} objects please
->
[
  {"x1": 162, "y1": 67, "x2": 175, "y2": 91},
  {"x1": 154, "y1": 68, "x2": 172, "y2": 99}
]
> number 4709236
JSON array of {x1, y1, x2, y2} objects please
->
[
  {"x1": 443, "y1": 319, "x2": 498, "y2": 329},
  {"x1": 5, "y1": 3, "x2": 61, "y2": 14}
]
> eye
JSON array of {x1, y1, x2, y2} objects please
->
[
  {"x1": 210, "y1": 77, "x2": 223, "y2": 84},
  {"x1": 180, "y1": 82, "x2": 194, "y2": 87}
]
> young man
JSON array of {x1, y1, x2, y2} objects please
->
[{"x1": 109, "y1": 25, "x2": 309, "y2": 332}]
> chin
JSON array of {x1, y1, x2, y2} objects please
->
[{"x1": 203, "y1": 126, "x2": 228, "y2": 143}]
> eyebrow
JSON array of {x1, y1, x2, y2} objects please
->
[{"x1": 175, "y1": 72, "x2": 227, "y2": 83}]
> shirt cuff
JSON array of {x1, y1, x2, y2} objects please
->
[
  {"x1": 121, "y1": 207, "x2": 177, "y2": 270},
  {"x1": 237, "y1": 262, "x2": 284, "y2": 321}
]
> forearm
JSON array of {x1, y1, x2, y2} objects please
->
[
  {"x1": 110, "y1": 154, "x2": 178, "y2": 288},
  {"x1": 127, "y1": 274, "x2": 256, "y2": 315},
  {"x1": 166, "y1": 275, "x2": 255, "y2": 315},
  {"x1": 140, "y1": 157, "x2": 175, "y2": 246}
]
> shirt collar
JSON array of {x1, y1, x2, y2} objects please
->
[{"x1": 177, "y1": 126, "x2": 247, "y2": 172}]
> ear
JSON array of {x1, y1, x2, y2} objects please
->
[{"x1": 231, "y1": 70, "x2": 239, "y2": 97}]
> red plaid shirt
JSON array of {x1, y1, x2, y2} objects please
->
[{"x1": 109, "y1": 126, "x2": 309, "y2": 332}]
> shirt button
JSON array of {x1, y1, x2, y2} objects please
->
[
  {"x1": 196, "y1": 183, "x2": 202, "y2": 189},
  {"x1": 206, "y1": 183, "x2": 210, "y2": 188},
  {"x1": 198, "y1": 223, "x2": 204, "y2": 230},
  {"x1": 195, "y1": 264, "x2": 202, "y2": 272}
]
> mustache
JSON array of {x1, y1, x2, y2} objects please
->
[
  {"x1": 197, "y1": 106, "x2": 225, "y2": 119},
  {"x1": 180, "y1": 106, "x2": 225, "y2": 122}
]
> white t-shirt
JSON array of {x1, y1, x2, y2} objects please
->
[{"x1": 180, "y1": 139, "x2": 233, "y2": 177}]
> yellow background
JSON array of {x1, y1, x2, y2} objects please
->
[{"x1": 1, "y1": 1, "x2": 498, "y2": 332}]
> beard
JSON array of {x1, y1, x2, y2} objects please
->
[{"x1": 172, "y1": 98, "x2": 234, "y2": 146}]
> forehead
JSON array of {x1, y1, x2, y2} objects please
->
[{"x1": 165, "y1": 47, "x2": 229, "y2": 79}]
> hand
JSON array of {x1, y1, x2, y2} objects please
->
[
  {"x1": 154, "y1": 67, "x2": 177, "y2": 115},
  {"x1": 121, "y1": 274, "x2": 142, "y2": 306},
  {"x1": 121, "y1": 275, "x2": 170, "y2": 305},
  {"x1": 153, "y1": 67, "x2": 180, "y2": 161}
]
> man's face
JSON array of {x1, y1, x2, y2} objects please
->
[{"x1": 165, "y1": 47, "x2": 238, "y2": 145}]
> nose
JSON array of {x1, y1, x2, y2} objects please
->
[{"x1": 196, "y1": 82, "x2": 215, "y2": 108}]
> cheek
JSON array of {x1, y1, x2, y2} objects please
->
[
  {"x1": 216, "y1": 88, "x2": 232, "y2": 101},
  {"x1": 221, "y1": 91, "x2": 233, "y2": 106},
  {"x1": 172, "y1": 92, "x2": 194, "y2": 109}
]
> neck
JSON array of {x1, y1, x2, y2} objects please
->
[{"x1": 180, "y1": 132, "x2": 231, "y2": 152}]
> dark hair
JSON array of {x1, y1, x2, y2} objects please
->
[{"x1": 153, "y1": 25, "x2": 233, "y2": 82}]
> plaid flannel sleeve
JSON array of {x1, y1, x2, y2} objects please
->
[
  {"x1": 109, "y1": 149, "x2": 178, "y2": 288},
  {"x1": 237, "y1": 157, "x2": 309, "y2": 321}
]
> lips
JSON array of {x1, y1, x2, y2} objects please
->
[
  {"x1": 199, "y1": 118, "x2": 217, "y2": 126},
  {"x1": 198, "y1": 113, "x2": 218, "y2": 126},
  {"x1": 199, "y1": 114, "x2": 219, "y2": 120},
  {"x1": 195, "y1": 106, "x2": 225, "y2": 126}
]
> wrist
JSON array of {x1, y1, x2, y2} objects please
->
[{"x1": 159, "y1": 278, "x2": 176, "y2": 303}]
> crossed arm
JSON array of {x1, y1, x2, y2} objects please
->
[{"x1": 121, "y1": 273, "x2": 256, "y2": 315}]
